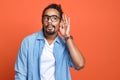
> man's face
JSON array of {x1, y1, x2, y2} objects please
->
[{"x1": 42, "y1": 8, "x2": 61, "y2": 35}]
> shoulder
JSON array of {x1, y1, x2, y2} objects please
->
[
  {"x1": 20, "y1": 31, "x2": 41, "y2": 46},
  {"x1": 23, "y1": 32, "x2": 39, "y2": 42}
]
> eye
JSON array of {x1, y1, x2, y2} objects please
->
[
  {"x1": 51, "y1": 15, "x2": 59, "y2": 21},
  {"x1": 52, "y1": 16, "x2": 57, "y2": 19},
  {"x1": 43, "y1": 15, "x2": 60, "y2": 22},
  {"x1": 43, "y1": 15, "x2": 49, "y2": 20}
]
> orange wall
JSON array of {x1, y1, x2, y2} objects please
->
[{"x1": 0, "y1": 0, "x2": 120, "y2": 80}]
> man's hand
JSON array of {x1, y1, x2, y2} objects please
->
[{"x1": 59, "y1": 15, "x2": 71, "y2": 38}]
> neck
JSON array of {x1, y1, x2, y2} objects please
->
[{"x1": 44, "y1": 32, "x2": 57, "y2": 45}]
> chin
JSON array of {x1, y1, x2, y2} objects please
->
[{"x1": 46, "y1": 31, "x2": 55, "y2": 35}]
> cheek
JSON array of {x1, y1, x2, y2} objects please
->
[
  {"x1": 54, "y1": 22, "x2": 60, "y2": 26},
  {"x1": 55, "y1": 25, "x2": 60, "y2": 31},
  {"x1": 43, "y1": 22, "x2": 47, "y2": 26},
  {"x1": 54, "y1": 23, "x2": 60, "y2": 29}
]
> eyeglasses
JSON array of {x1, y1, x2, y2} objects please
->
[{"x1": 43, "y1": 15, "x2": 60, "y2": 22}]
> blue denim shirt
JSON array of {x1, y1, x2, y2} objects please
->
[{"x1": 15, "y1": 30, "x2": 76, "y2": 80}]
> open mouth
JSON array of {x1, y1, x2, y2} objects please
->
[{"x1": 46, "y1": 25, "x2": 55, "y2": 31}]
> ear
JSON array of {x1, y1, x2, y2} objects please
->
[
  {"x1": 58, "y1": 22, "x2": 62, "y2": 32},
  {"x1": 60, "y1": 20, "x2": 64, "y2": 27}
]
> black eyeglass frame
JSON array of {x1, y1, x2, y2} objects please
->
[{"x1": 43, "y1": 15, "x2": 61, "y2": 22}]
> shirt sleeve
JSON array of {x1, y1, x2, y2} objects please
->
[{"x1": 14, "y1": 38, "x2": 28, "y2": 80}]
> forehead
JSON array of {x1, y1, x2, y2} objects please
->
[{"x1": 44, "y1": 8, "x2": 59, "y2": 16}]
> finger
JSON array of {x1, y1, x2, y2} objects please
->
[
  {"x1": 66, "y1": 17, "x2": 70, "y2": 34},
  {"x1": 62, "y1": 14, "x2": 68, "y2": 24},
  {"x1": 64, "y1": 15, "x2": 67, "y2": 24},
  {"x1": 62, "y1": 14, "x2": 65, "y2": 23},
  {"x1": 68, "y1": 17, "x2": 70, "y2": 30},
  {"x1": 68, "y1": 17, "x2": 70, "y2": 25}
]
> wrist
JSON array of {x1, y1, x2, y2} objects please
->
[{"x1": 65, "y1": 35, "x2": 73, "y2": 41}]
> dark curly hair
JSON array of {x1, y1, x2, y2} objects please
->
[{"x1": 42, "y1": 3, "x2": 63, "y2": 21}]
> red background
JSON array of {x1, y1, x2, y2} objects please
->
[{"x1": 0, "y1": 0, "x2": 120, "y2": 80}]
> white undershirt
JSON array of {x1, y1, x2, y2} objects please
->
[{"x1": 40, "y1": 39, "x2": 55, "y2": 80}]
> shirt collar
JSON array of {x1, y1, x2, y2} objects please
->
[
  {"x1": 55, "y1": 36, "x2": 65, "y2": 45},
  {"x1": 36, "y1": 30, "x2": 45, "y2": 40},
  {"x1": 36, "y1": 30, "x2": 65, "y2": 45}
]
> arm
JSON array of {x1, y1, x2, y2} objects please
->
[
  {"x1": 59, "y1": 15, "x2": 85, "y2": 70},
  {"x1": 66, "y1": 37, "x2": 85, "y2": 70}
]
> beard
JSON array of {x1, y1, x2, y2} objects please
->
[{"x1": 44, "y1": 24, "x2": 56, "y2": 35}]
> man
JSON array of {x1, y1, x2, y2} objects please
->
[{"x1": 15, "y1": 3, "x2": 85, "y2": 80}]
